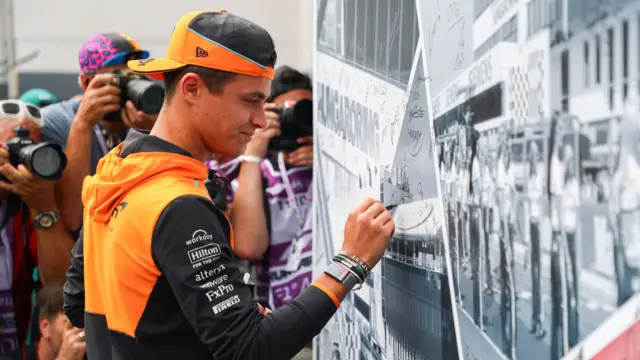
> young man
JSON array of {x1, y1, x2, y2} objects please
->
[
  {"x1": 41, "y1": 32, "x2": 158, "y2": 233},
  {"x1": 22, "y1": 281, "x2": 86, "y2": 360},
  {"x1": 71, "y1": 10, "x2": 394, "y2": 360}
]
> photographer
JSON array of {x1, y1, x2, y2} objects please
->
[
  {"x1": 21, "y1": 281, "x2": 86, "y2": 360},
  {"x1": 73, "y1": 10, "x2": 394, "y2": 360},
  {"x1": 0, "y1": 100, "x2": 74, "y2": 358},
  {"x1": 228, "y1": 66, "x2": 314, "y2": 312},
  {"x1": 41, "y1": 33, "x2": 160, "y2": 233}
]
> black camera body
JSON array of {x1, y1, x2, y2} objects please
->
[
  {"x1": 267, "y1": 99, "x2": 313, "y2": 153},
  {"x1": 2, "y1": 127, "x2": 67, "y2": 181},
  {"x1": 205, "y1": 178, "x2": 229, "y2": 211},
  {"x1": 104, "y1": 69, "x2": 165, "y2": 123}
]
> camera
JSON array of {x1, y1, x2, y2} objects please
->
[
  {"x1": 205, "y1": 178, "x2": 229, "y2": 211},
  {"x1": 2, "y1": 127, "x2": 67, "y2": 181},
  {"x1": 104, "y1": 69, "x2": 165, "y2": 123},
  {"x1": 267, "y1": 99, "x2": 313, "y2": 152}
]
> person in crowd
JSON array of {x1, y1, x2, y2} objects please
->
[
  {"x1": 480, "y1": 141, "x2": 495, "y2": 296},
  {"x1": 548, "y1": 112, "x2": 568, "y2": 359},
  {"x1": 20, "y1": 281, "x2": 86, "y2": 360},
  {"x1": 20, "y1": 89, "x2": 58, "y2": 108},
  {"x1": 455, "y1": 136, "x2": 467, "y2": 279},
  {"x1": 609, "y1": 113, "x2": 640, "y2": 307},
  {"x1": 527, "y1": 142, "x2": 546, "y2": 339},
  {"x1": 221, "y1": 65, "x2": 313, "y2": 310},
  {"x1": 67, "y1": 10, "x2": 394, "y2": 360},
  {"x1": 467, "y1": 129, "x2": 482, "y2": 328},
  {"x1": 41, "y1": 32, "x2": 158, "y2": 234},
  {"x1": 0, "y1": 100, "x2": 74, "y2": 357},
  {"x1": 562, "y1": 144, "x2": 580, "y2": 347},
  {"x1": 445, "y1": 140, "x2": 461, "y2": 305},
  {"x1": 495, "y1": 129, "x2": 516, "y2": 358}
]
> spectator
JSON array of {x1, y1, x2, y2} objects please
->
[
  {"x1": 41, "y1": 33, "x2": 158, "y2": 233},
  {"x1": 19, "y1": 89, "x2": 58, "y2": 108},
  {"x1": 0, "y1": 100, "x2": 74, "y2": 357},
  {"x1": 227, "y1": 65, "x2": 314, "y2": 310},
  {"x1": 21, "y1": 281, "x2": 86, "y2": 360}
]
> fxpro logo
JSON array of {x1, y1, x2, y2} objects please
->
[
  {"x1": 187, "y1": 243, "x2": 221, "y2": 266},
  {"x1": 185, "y1": 229, "x2": 214, "y2": 246},
  {"x1": 205, "y1": 284, "x2": 234, "y2": 302}
]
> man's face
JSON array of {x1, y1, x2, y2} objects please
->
[
  {"x1": 196, "y1": 74, "x2": 272, "y2": 158},
  {"x1": 43, "y1": 312, "x2": 67, "y2": 355},
  {"x1": 80, "y1": 64, "x2": 128, "y2": 90},
  {"x1": 0, "y1": 119, "x2": 41, "y2": 144},
  {"x1": 271, "y1": 88, "x2": 313, "y2": 107}
]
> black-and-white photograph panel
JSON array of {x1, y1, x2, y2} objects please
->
[
  {"x1": 432, "y1": 0, "x2": 640, "y2": 359},
  {"x1": 314, "y1": 0, "x2": 459, "y2": 359},
  {"x1": 314, "y1": 0, "x2": 640, "y2": 359}
]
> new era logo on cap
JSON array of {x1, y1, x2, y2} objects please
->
[
  {"x1": 196, "y1": 47, "x2": 209, "y2": 58},
  {"x1": 137, "y1": 59, "x2": 155, "y2": 66}
]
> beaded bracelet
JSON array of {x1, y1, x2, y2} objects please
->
[{"x1": 339, "y1": 250, "x2": 370, "y2": 276}]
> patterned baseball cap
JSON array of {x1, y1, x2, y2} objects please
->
[
  {"x1": 78, "y1": 32, "x2": 150, "y2": 74},
  {"x1": 128, "y1": 10, "x2": 277, "y2": 80}
]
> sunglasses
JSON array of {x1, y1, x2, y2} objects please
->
[{"x1": 0, "y1": 100, "x2": 42, "y2": 127}]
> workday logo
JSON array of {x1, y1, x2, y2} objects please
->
[{"x1": 186, "y1": 229, "x2": 214, "y2": 246}]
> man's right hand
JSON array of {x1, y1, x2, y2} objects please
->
[
  {"x1": 57, "y1": 320, "x2": 87, "y2": 360},
  {"x1": 342, "y1": 198, "x2": 395, "y2": 269},
  {"x1": 74, "y1": 73, "x2": 122, "y2": 127},
  {"x1": 243, "y1": 103, "x2": 281, "y2": 158}
]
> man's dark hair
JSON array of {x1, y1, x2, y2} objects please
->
[
  {"x1": 37, "y1": 280, "x2": 65, "y2": 321},
  {"x1": 163, "y1": 66, "x2": 237, "y2": 99}
]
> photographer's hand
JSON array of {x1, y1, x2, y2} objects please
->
[
  {"x1": 285, "y1": 136, "x2": 313, "y2": 167},
  {"x1": 121, "y1": 100, "x2": 158, "y2": 131},
  {"x1": 57, "y1": 320, "x2": 87, "y2": 360},
  {"x1": 243, "y1": 103, "x2": 281, "y2": 158},
  {"x1": 0, "y1": 145, "x2": 56, "y2": 212},
  {"x1": 75, "y1": 74, "x2": 121, "y2": 127}
]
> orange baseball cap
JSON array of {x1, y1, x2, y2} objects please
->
[{"x1": 128, "y1": 10, "x2": 277, "y2": 80}]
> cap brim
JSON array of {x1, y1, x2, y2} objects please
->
[
  {"x1": 127, "y1": 57, "x2": 187, "y2": 80},
  {"x1": 102, "y1": 50, "x2": 150, "y2": 68}
]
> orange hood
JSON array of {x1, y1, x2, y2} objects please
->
[{"x1": 82, "y1": 142, "x2": 209, "y2": 223}]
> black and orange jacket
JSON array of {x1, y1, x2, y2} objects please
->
[{"x1": 72, "y1": 130, "x2": 338, "y2": 360}]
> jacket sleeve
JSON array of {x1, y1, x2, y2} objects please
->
[
  {"x1": 63, "y1": 227, "x2": 86, "y2": 328},
  {"x1": 152, "y1": 195, "x2": 338, "y2": 360}
]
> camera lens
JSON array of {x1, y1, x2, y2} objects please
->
[
  {"x1": 31, "y1": 146, "x2": 62, "y2": 177},
  {"x1": 126, "y1": 79, "x2": 165, "y2": 115},
  {"x1": 292, "y1": 99, "x2": 313, "y2": 125},
  {"x1": 19, "y1": 143, "x2": 67, "y2": 180}
]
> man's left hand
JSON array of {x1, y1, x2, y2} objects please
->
[
  {"x1": 121, "y1": 100, "x2": 158, "y2": 131},
  {"x1": 285, "y1": 136, "x2": 313, "y2": 167}
]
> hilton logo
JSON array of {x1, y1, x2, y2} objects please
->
[{"x1": 187, "y1": 243, "x2": 221, "y2": 265}]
